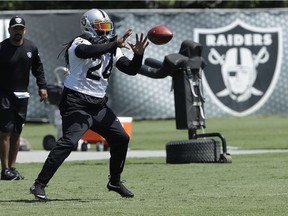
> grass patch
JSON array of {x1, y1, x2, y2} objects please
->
[
  {"x1": 5, "y1": 115, "x2": 287, "y2": 215},
  {"x1": 22, "y1": 115, "x2": 288, "y2": 150},
  {"x1": 0, "y1": 154, "x2": 288, "y2": 216}
]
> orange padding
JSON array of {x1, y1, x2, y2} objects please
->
[{"x1": 81, "y1": 117, "x2": 133, "y2": 144}]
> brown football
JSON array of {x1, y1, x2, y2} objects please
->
[{"x1": 147, "y1": 25, "x2": 173, "y2": 45}]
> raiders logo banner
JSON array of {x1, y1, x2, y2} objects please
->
[{"x1": 194, "y1": 19, "x2": 282, "y2": 116}]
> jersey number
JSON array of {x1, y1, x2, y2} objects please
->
[{"x1": 86, "y1": 54, "x2": 113, "y2": 80}]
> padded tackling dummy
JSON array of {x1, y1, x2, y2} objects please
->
[
  {"x1": 139, "y1": 40, "x2": 206, "y2": 130},
  {"x1": 169, "y1": 57, "x2": 205, "y2": 129}
]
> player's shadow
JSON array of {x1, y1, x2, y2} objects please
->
[{"x1": 0, "y1": 198, "x2": 101, "y2": 203}]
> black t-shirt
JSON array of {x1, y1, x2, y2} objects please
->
[{"x1": 0, "y1": 38, "x2": 47, "y2": 92}]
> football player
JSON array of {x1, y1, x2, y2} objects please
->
[{"x1": 30, "y1": 8, "x2": 149, "y2": 201}]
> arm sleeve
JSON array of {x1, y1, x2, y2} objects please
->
[
  {"x1": 75, "y1": 41, "x2": 118, "y2": 59},
  {"x1": 115, "y1": 54, "x2": 144, "y2": 76},
  {"x1": 31, "y1": 47, "x2": 47, "y2": 89}
]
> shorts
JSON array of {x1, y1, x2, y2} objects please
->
[
  {"x1": 0, "y1": 109, "x2": 25, "y2": 133},
  {"x1": 0, "y1": 90, "x2": 28, "y2": 133}
]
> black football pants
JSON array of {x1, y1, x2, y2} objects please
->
[{"x1": 36, "y1": 105, "x2": 129, "y2": 185}]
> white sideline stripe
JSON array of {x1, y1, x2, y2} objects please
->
[{"x1": 16, "y1": 149, "x2": 288, "y2": 163}]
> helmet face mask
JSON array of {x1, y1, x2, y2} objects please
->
[{"x1": 80, "y1": 9, "x2": 116, "y2": 43}]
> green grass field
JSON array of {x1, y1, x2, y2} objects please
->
[
  {"x1": 22, "y1": 115, "x2": 288, "y2": 150},
  {"x1": 1, "y1": 115, "x2": 288, "y2": 215}
]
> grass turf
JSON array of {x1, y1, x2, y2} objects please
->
[
  {"x1": 1, "y1": 115, "x2": 287, "y2": 215},
  {"x1": 0, "y1": 154, "x2": 288, "y2": 216},
  {"x1": 22, "y1": 115, "x2": 288, "y2": 150}
]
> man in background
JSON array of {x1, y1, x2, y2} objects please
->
[{"x1": 0, "y1": 16, "x2": 48, "y2": 180}]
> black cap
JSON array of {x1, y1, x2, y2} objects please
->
[{"x1": 9, "y1": 16, "x2": 25, "y2": 28}]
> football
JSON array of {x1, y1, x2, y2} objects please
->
[{"x1": 147, "y1": 25, "x2": 173, "y2": 45}]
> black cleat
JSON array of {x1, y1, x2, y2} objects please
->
[
  {"x1": 107, "y1": 181, "x2": 134, "y2": 198},
  {"x1": 1, "y1": 168, "x2": 21, "y2": 181},
  {"x1": 10, "y1": 167, "x2": 24, "y2": 180},
  {"x1": 30, "y1": 181, "x2": 48, "y2": 201}
]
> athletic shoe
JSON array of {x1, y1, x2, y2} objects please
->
[
  {"x1": 1, "y1": 168, "x2": 20, "y2": 180},
  {"x1": 30, "y1": 181, "x2": 48, "y2": 201},
  {"x1": 107, "y1": 181, "x2": 134, "y2": 198},
  {"x1": 10, "y1": 167, "x2": 25, "y2": 180}
]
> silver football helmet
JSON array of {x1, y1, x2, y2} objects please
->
[{"x1": 80, "y1": 9, "x2": 115, "y2": 42}]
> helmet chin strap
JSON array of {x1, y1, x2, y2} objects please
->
[{"x1": 91, "y1": 33, "x2": 117, "y2": 44}]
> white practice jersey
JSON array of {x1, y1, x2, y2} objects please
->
[{"x1": 64, "y1": 37, "x2": 124, "y2": 98}]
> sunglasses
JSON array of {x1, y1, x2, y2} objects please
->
[{"x1": 94, "y1": 21, "x2": 113, "y2": 32}]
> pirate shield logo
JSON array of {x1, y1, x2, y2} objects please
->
[{"x1": 194, "y1": 19, "x2": 282, "y2": 116}]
